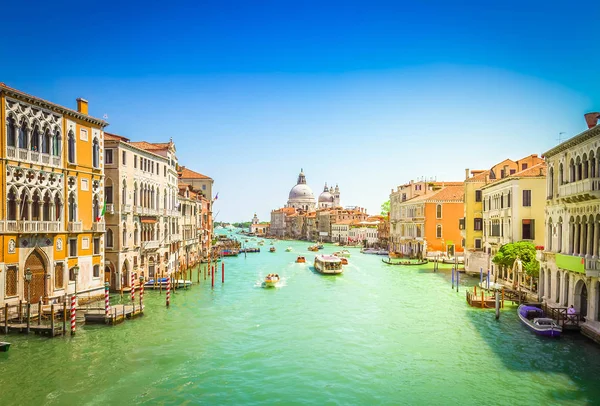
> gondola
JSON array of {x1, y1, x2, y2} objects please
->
[{"x1": 381, "y1": 258, "x2": 428, "y2": 266}]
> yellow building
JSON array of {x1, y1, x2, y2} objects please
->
[
  {"x1": 1, "y1": 83, "x2": 108, "y2": 306},
  {"x1": 462, "y1": 154, "x2": 544, "y2": 273}
]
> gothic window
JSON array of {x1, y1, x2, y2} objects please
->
[
  {"x1": 42, "y1": 129, "x2": 51, "y2": 154},
  {"x1": 7, "y1": 189, "x2": 17, "y2": 220},
  {"x1": 68, "y1": 130, "x2": 76, "y2": 163},
  {"x1": 436, "y1": 204, "x2": 442, "y2": 219},
  {"x1": 42, "y1": 192, "x2": 51, "y2": 221},
  {"x1": 7, "y1": 117, "x2": 16, "y2": 147},
  {"x1": 32, "y1": 190, "x2": 41, "y2": 221},
  {"x1": 54, "y1": 194, "x2": 63, "y2": 221},
  {"x1": 31, "y1": 126, "x2": 40, "y2": 151},
  {"x1": 92, "y1": 138, "x2": 100, "y2": 168},
  {"x1": 436, "y1": 225, "x2": 442, "y2": 238},
  {"x1": 68, "y1": 192, "x2": 76, "y2": 222},
  {"x1": 18, "y1": 120, "x2": 28, "y2": 149},
  {"x1": 106, "y1": 229, "x2": 114, "y2": 247},
  {"x1": 122, "y1": 180, "x2": 127, "y2": 205},
  {"x1": 53, "y1": 130, "x2": 62, "y2": 156},
  {"x1": 122, "y1": 224, "x2": 127, "y2": 247},
  {"x1": 19, "y1": 189, "x2": 29, "y2": 220}
]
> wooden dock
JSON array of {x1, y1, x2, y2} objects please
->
[{"x1": 84, "y1": 304, "x2": 144, "y2": 325}]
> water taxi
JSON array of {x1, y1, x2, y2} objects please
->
[
  {"x1": 333, "y1": 250, "x2": 351, "y2": 258},
  {"x1": 269, "y1": 247, "x2": 276, "y2": 253},
  {"x1": 285, "y1": 247, "x2": 293, "y2": 252},
  {"x1": 316, "y1": 244, "x2": 324, "y2": 250},
  {"x1": 263, "y1": 274, "x2": 280, "y2": 288},
  {"x1": 314, "y1": 254, "x2": 343, "y2": 275},
  {"x1": 296, "y1": 256, "x2": 306, "y2": 263},
  {"x1": 308, "y1": 245, "x2": 319, "y2": 252},
  {"x1": 340, "y1": 258, "x2": 348, "y2": 265}
]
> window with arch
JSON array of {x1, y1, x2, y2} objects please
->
[
  {"x1": 67, "y1": 130, "x2": 76, "y2": 163},
  {"x1": 548, "y1": 167, "x2": 554, "y2": 199},
  {"x1": 7, "y1": 189, "x2": 17, "y2": 220},
  {"x1": 106, "y1": 228, "x2": 114, "y2": 247},
  {"x1": 122, "y1": 225, "x2": 127, "y2": 247},
  {"x1": 436, "y1": 204, "x2": 442, "y2": 219},
  {"x1": 42, "y1": 129, "x2": 51, "y2": 154},
  {"x1": 54, "y1": 194, "x2": 63, "y2": 222},
  {"x1": 6, "y1": 117, "x2": 16, "y2": 147},
  {"x1": 18, "y1": 121, "x2": 28, "y2": 149},
  {"x1": 53, "y1": 130, "x2": 62, "y2": 156},
  {"x1": 559, "y1": 163, "x2": 564, "y2": 185},
  {"x1": 134, "y1": 224, "x2": 139, "y2": 246},
  {"x1": 92, "y1": 138, "x2": 100, "y2": 168},
  {"x1": 31, "y1": 126, "x2": 40, "y2": 152},
  {"x1": 68, "y1": 192, "x2": 77, "y2": 222}
]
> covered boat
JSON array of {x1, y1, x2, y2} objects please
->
[
  {"x1": 296, "y1": 256, "x2": 306, "y2": 263},
  {"x1": 314, "y1": 255, "x2": 343, "y2": 275},
  {"x1": 517, "y1": 305, "x2": 562, "y2": 338},
  {"x1": 333, "y1": 250, "x2": 351, "y2": 258},
  {"x1": 308, "y1": 245, "x2": 319, "y2": 252},
  {"x1": 269, "y1": 247, "x2": 276, "y2": 253}
]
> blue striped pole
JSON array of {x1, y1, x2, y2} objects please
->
[{"x1": 487, "y1": 270, "x2": 490, "y2": 290}]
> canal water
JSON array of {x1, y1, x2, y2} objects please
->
[{"x1": 1, "y1": 238, "x2": 600, "y2": 405}]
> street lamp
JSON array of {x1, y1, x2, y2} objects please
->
[
  {"x1": 73, "y1": 265, "x2": 80, "y2": 296},
  {"x1": 25, "y1": 268, "x2": 32, "y2": 334}
]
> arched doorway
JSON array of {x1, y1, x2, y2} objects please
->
[
  {"x1": 574, "y1": 279, "x2": 588, "y2": 320},
  {"x1": 121, "y1": 260, "x2": 129, "y2": 288},
  {"x1": 24, "y1": 250, "x2": 47, "y2": 304}
]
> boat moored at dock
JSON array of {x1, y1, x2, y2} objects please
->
[
  {"x1": 144, "y1": 278, "x2": 193, "y2": 289},
  {"x1": 518, "y1": 305, "x2": 562, "y2": 338},
  {"x1": 314, "y1": 255, "x2": 343, "y2": 275}
]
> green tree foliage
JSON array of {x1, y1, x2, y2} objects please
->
[
  {"x1": 381, "y1": 200, "x2": 390, "y2": 216},
  {"x1": 492, "y1": 241, "x2": 540, "y2": 278}
]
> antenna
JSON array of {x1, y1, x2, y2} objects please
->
[{"x1": 557, "y1": 132, "x2": 566, "y2": 144}]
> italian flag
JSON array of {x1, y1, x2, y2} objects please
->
[{"x1": 96, "y1": 201, "x2": 106, "y2": 222}]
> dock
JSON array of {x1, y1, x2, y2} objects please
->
[
  {"x1": 2, "y1": 301, "x2": 68, "y2": 337},
  {"x1": 84, "y1": 304, "x2": 144, "y2": 325}
]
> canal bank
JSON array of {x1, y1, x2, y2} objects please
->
[{"x1": 1, "y1": 239, "x2": 600, "y2": 405}]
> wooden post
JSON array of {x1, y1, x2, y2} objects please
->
[
  {"x1": 18, "y1": 300, "x2": 23, "y2": 323},
  {"x1": 474, "y1": 285, "x2": 477, "y2": 297},
  {"x1": 26, "y1": 302, "x2": 31, "y2": 334},
  {"x1": 222, "y1": 262, "x2": 225, "y2": 283},
  {"x1": 501, "y1": 288, "x2": 505, "y2": 309},
  {"x1": 4, "y1": 304, "x2": 8, "y2": 334},
  {"x1": 451, "y1": 267, "x2": 454, "y2": 289},
  {"x1": 211, "y1": 265, "x2": 214, "y2": 288},
  {"x1": 159, "y1": 271, "x2": 163, "y2": 294},
  {"x1": 481, "y1": 291, "x2": 484, "y2": 308},
  {"x1": 50, "y1": 304, "x2": 55, "y2": 334},
  {"x1": 456, "y1": 270, "x2": 459, "y2": 292},
  {"x1": 495, "y1": 291, "x2": 500, "y2": 320},
  {"x1": 38, "y1": 301, "x2": 42, "y2": 326},
  {"x1": 62, "y1": 300, "x2": 67, "y2": 334}
]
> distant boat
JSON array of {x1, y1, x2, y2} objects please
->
[
  {"x1": 285, "y1": 247, "x2": 293, "y2": 252},
  {"x1": 333, "y1": 250, "x2": 351, "y2": 258},
  {"x1": 144, "y1": 278, "x2": 193, "y2": 289},
  {"x1": 0, "y1": 342, "x2": 10, "y2": 352},
  {"x1": 518, "y1": 305, "x2": 562, "y2": 338},
  {"x1": 263, "y1": 274, "x2": 280, "y2": 288},
  {"x1": 314, "y1": 254, "x2": 343, "y2": 275},
  {"x1": 340, "y1": 258, "x2": 349, "y2": 265},
  {"x1": 308, "y1": 245, "x2": 319, "y2": 252},
  {"x1": 296, "y1": 256, "x2": 306, "y2": 263},
  {"x1": 269, "y1": 247, "x2": 276, "y2": 253}
]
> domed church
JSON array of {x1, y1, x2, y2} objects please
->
[
  {"x1": 286, "y1": 169, "x2": 341, "y2": 211},
  {"x1": 287, "y1": 169, "x2": 316, "y2": 211}
]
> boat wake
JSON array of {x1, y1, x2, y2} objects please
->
[{"x1": 255, "y1": 277, "x2": 287, "y2": 288}]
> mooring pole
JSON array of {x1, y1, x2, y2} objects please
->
[
  {"x1": 456, "y1": 270, "x2": 459, "y2": 292},
  {"x1": 495, "y1": 290, "x2": 500, "y2": 320},
  {"x1": 451, "y1": 267, "x2": 455, "y2": 289}
]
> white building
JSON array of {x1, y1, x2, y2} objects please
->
[
  {"x1": 540, "y1": 112, "x2": 600, "y2": 344},
  {"x1": 349, "y1": 221, "x2": 380, "y2": 247}
]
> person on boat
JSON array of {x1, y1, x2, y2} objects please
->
[{"x1": 567, "y1": 305, "x2": 576, "y2": 322}]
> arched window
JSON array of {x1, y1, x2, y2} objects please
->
[
  {"x1": 122, "y1": 180, "x2": 127, "y2": 205},
  {"x1": 548, "y1": 167, "x2": 554, "y2": 199},
  {"x1": 559, "y1": 163, "x2": 564, "y2": 185},
  {"x1": 134, "y1": 224, "x2": 139, "y2": 246},
  {"x1": 547, "y1": 219, "x2": 553, "y2": 251},
  {"x1": 583, "y1": 154, "x2": 589, "y2": 179},
  {"x1": 569, "y1": 158, "x2": 575, "y2": 182},
  {"x1": 53, "y1": 130, "x2": 62, "y2": 156},
  {"x1": 6, "y1": 117, "x2": 16, "y2": 147},
  {"x1": 122, "y1": 224, "x2": 127, "y2": 247},
  {"x1": 67, "y1": 130, "x2": 76, "y2": 163},
  {"x1": 589, "y1": 151, "x2": 596, "y2": 179},
  {"x1": 557, "y1": 217, "x2": 563, "y2": 253},
  {"x1": 106, "y1": 229, "x2": 114, "y2": 247},
  {"x1": 20, "y1": 189, "x2": 29, "y2": 220},
  {"x1": 68, "y1": 192, "x2": 76, "y2": 222},
  {"x1": 133, "y1": 183, "x2": 138, "y2": 206},
  {"x1": 18, "y1": 120, "x2": 28, "y2": 149},
  {"x1": 93, "y1": 197, "x2": 100, "y2": 222},
  {"x1": 92, "y1": 138, "x2": 100, "y2": 168},
  {"x1": 42, "y1": 129, "x2": 51, "y2": 154},
  {"x1": 31, "y1": 126, "x2": 40, "y2": 152},
  {"x1": 436, "y1": 204, "x2": 442, "y2": 219},
  {"x1": 7, "y1": 189, "x2": 17, "y2": 220}
]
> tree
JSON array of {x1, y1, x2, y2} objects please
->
[
  {"x1": 381, "y1": 200, "x2": 390, "y2": 216},
  {"x1": 492, "y1": 241, "x2": 540, "y2": 278}
]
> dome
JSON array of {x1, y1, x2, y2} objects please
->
[
  {"x1": 318, "y1": 191, "x2": 333, "y2": 202},
  {"x1": 289, "y1": 184, "x2": 315, "y2": 200}
]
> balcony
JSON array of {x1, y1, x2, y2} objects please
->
[
  {"x1": 170, "y1": 233, "x2": 182, "y2": 241},
  {"x1": 68, "y1": 221, "x2": 83, "y2": 232},
  {"x1": 6, "y1": 146, "x2": 62, "y2": 168},
  {"x1": 586, "y1": 258, "x2": 600, "y2": 278},
  {"x1": 558, "y1": 178, "x2": 600, "y2": 203},
  {"x1": 121, "y1": 204, "x2": 132, "y2": 214},
  {"x1": 0, "y1": 220, "x2": 62, "y2": 233},
  {"x1": 134, "y1": 206, "x2": 142, "y2": 214},
  {"x1": 92, "y1": 222, "x2": 106, "y2": 233},
  {"x1": 143, "y1": 240, "x2": 160, "y2": 250}
]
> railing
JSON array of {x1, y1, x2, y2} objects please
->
[
  {"x1": 586, "y1": 258, "x2": 600, "y2": 277},
  {"x1": 558, "y1": 178, "x2": 600, "y2": 200},
  {"x1": 170, "y1": 233, "x2": 181, "y2": 241},
  {"x1": 68, "y1": 221, "x2": 83, "y2": 232},
  {"x1": 106, "y1": 204, "x2": 114, "y2": 214},
  {"x1": 121, "y1": 204, "x2": 131, "y2": 214},
  {"x1": 143, "y1": 240, "x2": 160, "y2": 250},
  {"x1": 92, "y1": 222, "x2": 106, "y2": 232},
  {"x1": 0, "y1": 220, "x2": 62, "y2": 233},
  {"x1": 6, "y1": 147, "x2": 62, "y2": 167},
  {"x1": 135, "y1": 206, "x2": 142, "y2": 214}
]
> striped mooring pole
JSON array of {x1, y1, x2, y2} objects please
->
[
  {"x1": 70, "y1": 295, "x2": 76, "y2": 335},
  {"x1": 140, "y1": 278, "x2": 144, "y2": 310},
  {"x1": 104, "y1": 282, "x2": 110, "y2": 317},
  {"x1": 166, "y1": 275, "x2": 171, "y2": 308},
  {"x1": 130, "y1": 272, "x2": 135, "y2": 303}
]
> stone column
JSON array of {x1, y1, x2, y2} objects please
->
[
  {"x1": 50, "y1": 203, "x2": 56, "y2": 221},
  {"x1": 573, "y1": 222, "x2": 579, "y2": 255},
  {"x1": 593, "y1": 219, "x2": 599, "y2": 258},
  {"x1": 16, "y1": 199, "x2": 22, "y2": 221},
  {"x1": 581, "y1": 220, "x2": 587, "y2": 256},
  {"x1": 27, "y1": 199, "x2": 33, "y2": 221},
  {"x1": 587, "y1": 221, "x2": 594, "y2": 257}
]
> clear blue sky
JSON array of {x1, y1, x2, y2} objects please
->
[{"x1": 2, "y1": 1, "x2": 599, "y2": 222}]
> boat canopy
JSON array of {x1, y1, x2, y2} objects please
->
[{"x1": 519, "y1": 305, "x2": 544, "y2": 318}]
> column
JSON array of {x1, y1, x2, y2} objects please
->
[
  {"x1": 580, "y1": 220, "x2": 586, "y2": 256},
  {"x1": 573, "y1": 222, "x2": 579, "y2": 255},
  {"x1": 27, "y1": 199, "x2": 33, "y2": 221},
  {"x1": 50, "y1": 203, "x2": 56, "y2": 221},
  {"x1": 587, "y1": 221, "x2": 594, "y2": 257},
  {"x1": 594, "y1": 219, "x2": 599, "y2": 258},
  {"x1": 16, "y1": 199, "x2": 22, "y2": 221}
]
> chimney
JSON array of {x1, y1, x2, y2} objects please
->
[
  {"x1": 76, "y1": 98, "x2": 89, "y2": 115},
  {"x1": 584, "y1": 112, "x2": 600, "y2": 129},
  {"x1": 503, "y1": 165, "x2": 508, "y2": 178},
  {"x1": 465, "y1": 168, "x2": 470, "y2": 180}
]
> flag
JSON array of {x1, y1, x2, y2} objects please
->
[
  {"x1": 96, "y1": 201, "x2": 106, "y2": 222},
  {"x1": 212, "y1": 193, "x2": 219, "y2": 203}
]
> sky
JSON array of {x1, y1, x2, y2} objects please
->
[{"x1": 2, "y1": 0, "x2": 599, "y2": 222}]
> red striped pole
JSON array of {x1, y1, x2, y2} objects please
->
[
  {"x1": 222, "y1": 262, "x2": 224, "y2": 283},
  {"x1": 211, "y1": 265, "x2": 214, "y2": 288},
  {"x1": 166, "y1": 275, "x2": 171, "y2": 308},
  {"x1": 104, "y1": 282, "x2": 110, "y2": 317},
  {"x1": 140, "y1": 278, "x2": 144, "y2": 310},
  {"x1": 70, "y1": 295, "x2": 76, "y2": 335},
  {"x1": 130, "y1": 272, "x2": 135, "y2": 303}
]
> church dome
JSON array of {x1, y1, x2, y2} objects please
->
[{"x1": 289, "y1": 184, "x2": 315, "y2": 200}]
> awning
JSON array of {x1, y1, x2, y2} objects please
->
[{"x1": 141, "y1": 217, "x2": 157, "y2": 224}]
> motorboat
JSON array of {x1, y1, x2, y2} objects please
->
[
  {"x1": 0, "y1": 342, "x2": 10, "y2": 352},
  {"x1": 221, "y1": 250, "x2": 239, "y2": 257},
  {"x1": 376, "y1": 249, "x2": 389, "y2": 256},
  {"x1": 361, "y1": 248, "x2": 379, "y2": 254},
  {"x1": 333, "y1": 250, "x2": 351, "y2": 258},
  {"x1": 442, "y1": 256, "x2": 465, "y2": 264},
  {"x1": 269, "y1": 247, "x2": 276, "y2": 253},
  {"x1": 308, "y1": 245, "x2": 319, "y2": 252},
  {"x1": 517, "y1": 305, "x2": 562, "y2": 337},
  {"x1": 285, "y1": 247, "x2": 293, "y2": 252},
  {"x1": 340, "y1": 258, "x2": 348, "y2": 265},
  {"x1": 263, "y1": 274, "x2": 280, "y2": 288},
  {"x1": 144, "y1": 278, "x2": 193, "y2": 289},
  {"x1": 296, "y1": 256, "x2": 306, "y2": 263},
  {"x1": 316, "y1": 244, "x2": 324, "y2": 250},
  {"x1": 314, "y1": 254, "x2": 343, "y2": 275}
]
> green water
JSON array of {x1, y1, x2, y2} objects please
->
[{"x1": 2, "y1": 239, "x2": 600, "y2": 405}]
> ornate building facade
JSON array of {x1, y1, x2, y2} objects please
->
[{"x1": 1, "y1": 84, "x2": 108, "y2": 305}]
